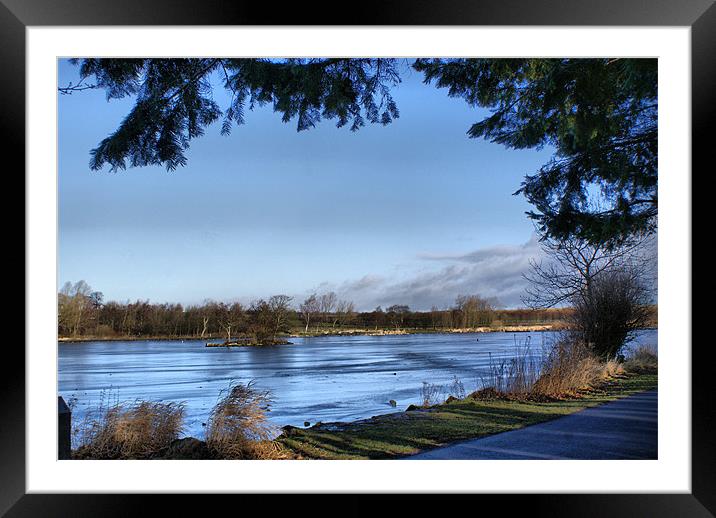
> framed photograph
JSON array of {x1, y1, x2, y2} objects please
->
[{"x1": 9, "y1": 0, "x2": 712, "y2": 514}]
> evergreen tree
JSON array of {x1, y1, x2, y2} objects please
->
[
  {"x1": 413, "y1": 58, "x2": 657, "y2": 244},
  {"x1": 63, "y1": 57, "x2": 657, "y2": 244},
  {"x1": 67, "y1": 58, "x2": 401, "y2": 172}
]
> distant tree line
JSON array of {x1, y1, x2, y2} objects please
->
[{"x1": 58, "y1": 283, "x2": 593, "y2": 341}]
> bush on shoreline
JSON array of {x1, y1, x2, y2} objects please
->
[
  {"x1": 467, "y1": 335, "x2": 636, "y2": 402},
  {"x1": 531, "y1": 340, "x2": 624, "y2": 398},
  {"x1": 623, "y1": 344, "x2": 658, "y2": 374}
]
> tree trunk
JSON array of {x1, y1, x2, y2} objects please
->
[{"x1": 200, "y1": 317, "x2": 209, "y2": 338}]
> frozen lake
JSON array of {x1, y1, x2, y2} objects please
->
[{"x1": 58, "y1": 329, "x2": 657, "y2": 439}]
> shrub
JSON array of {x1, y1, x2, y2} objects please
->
[
  {"x1": 420, "y1": 382, "x2": 445, "y2": 407},
  {"x1": 478, "y1": 338, "x2": 541, "y2": 396},
  {"x1": 602, "y1": 359, "x2": 626, "y2": 378},
  {"x1": 74, "y1": 395, "x2": 185, "y2": 459},
  {"x1": 448, "y1": 375, "x2": 466, "y2": 400},
  {"x1": 94, "y1": 324, "x2": 117, "y2": 337},
  {"x1": 569, "y1": 269, "x2": 652, "y2": 359},
  {"x1": 623, "y1": 344, "x2": 658, "y2": 374},
  {"x1": 206, "y1": 380, "x2": 286, "y2": 459},
  {"x1": 472, "y1": 335, "x2": 628, "y2": 401},
  {"x1": 531, "y1": 339, "x2": 605, "y2": 397}
]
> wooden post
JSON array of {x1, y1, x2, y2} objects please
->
[{"x1": 58, "y1": 396, "x2": 71, "y2": 460}]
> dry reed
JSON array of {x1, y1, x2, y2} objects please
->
[
  {"x1": 478, "y1": 337, "x2": 541, "y2": 396},
  {"x1": 471, "y1": 334, "x2": 631, "y2": 401},
  {"x1": 448, "y1": 375, "x2": 466, "y2": 400},
  {"x1": 73, "y1": 393, "x2": 185, "y2": 459},
  {"x1": 205, "y1": 380, "x2": 287, "y2": 459},
  {"x1": 623, "y1": 344, "x2": 658, "y2": 374},
  {"x1": 531, "y1": 340, "x2": 604, "y2": 397},
  {"x1": 420, "y1": 382, "x2": 445, "y2": 407}
]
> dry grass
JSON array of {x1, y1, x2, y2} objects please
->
[
  {"x1": 420, "y1": 382, "x2": 445, "y2": 407},
  {"x1": 603, "y1": 359, "x2": 626, "y2": 377},
  {"x1": 532, "y1": 340, "x2": 608, "y2": 398},
  {"x1": 205, "y1": 380, "x2": 288, "y2": 459},
  {"x1": 471, "y1": 336, "x2": 629, "y2": 401},
  {"x1": 623, "y1": 344, "x2": 658, "y2": 374},
  {"x1": 477, "y1": 337, "x2": 541, "y2": 396},
  {"x1": 72, "y1": 382, "x2": 291, "y2": 460},
  {"x1": 448, "y1": 375, "x2": 466, "y2": 400},
  {"x1": 73, "y1": 393, "x2": 185, "y2": 459}
]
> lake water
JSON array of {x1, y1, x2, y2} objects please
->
[{"x1": 58, "y1": 329, "x2": 657, "y2": 440}]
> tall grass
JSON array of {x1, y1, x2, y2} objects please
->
[
  {"x1": 531, "y1": 339, "x2": 623, "y2": 397},
  {"x1": 623, "y1": 344, "x2": 658, "y2": 374},
  {"x1": 420, "y1": 382, "x2": 445, "y2": 407},
  {"x1": 73, "y1": 391, "x2": 185, "y2": 459},
  {"x1": 479, "y1": 337, "x2": 542, "y2": 396},
  {"x1": 470, "y1": 334, "x2": 630, "y2": 401},
  {"x1": 73, "y1": 381, "x2": 289, "y2": 459},
  {"x1": 205, "y1": 380, "x2": 287, "y2": 459},
  {"x1": 448, "y1": 375, "x2": 466, "y2": 400}
]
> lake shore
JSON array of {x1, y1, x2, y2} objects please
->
[
  {"x1": 58, "y1": 324, "x2": 577, "y2": 343},
  {"x1": 289, "y1": 324, "x2": 565, "y2": 337},
  {"x1": 277, "y1": 371, "x2": 658, "y2": 459},
  {"x1": 60, "y1": 329, "x2": 658, "y2": 445},
  {"x1": 134, "y1": 371, "x2": 657, "y2": 460}
]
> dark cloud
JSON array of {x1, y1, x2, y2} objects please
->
[
  {"x1": 296, "y1": 232, "x2": 658, "y2": 311},
  {"x1": 288, "y1": 232, "x2": 661, "y2": 312},
  {"x1": 339, "y1": 275, "x2": 387, "y2": 293},
  {"x1": 327, "y1": 236, "x2": 544, "y2": 311}
]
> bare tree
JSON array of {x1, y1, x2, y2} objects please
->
[
  {"x1": 217, "y1": 302, "x2": 244, "y2": 342},
  {"x1": 523, "y1": 231, "x2": 656, "y2": 358},
  {"x1": 523, "y1": 233, "x2": 655, "y2": 309},
  {"x1": 200, "y1": 315, "x2": 210, "y2": 338},
  {"x1": 299, "y1": 294, "x2": 320, "y2": 332},
  {"x1": 454, "y1": 294, "x2": 494, "y2": 328},
  {"x1": 197, "y1": 299, "x2": 218, "y2": 338},
  {"x1": 318, "y1": 292, "x2": 337, "y2": 327},
  {"x1": 372, "y1": 306, "x2": 385, "y2": 330},
  {"x1": 58, "y1": 280, "x2": 95, "y2": 336},
  {"x1": 429, "y1": 306, "x2": 440, "y2": 329},
  {"x1": 386, "y1": 305, "x2": 409, "y2": 329},
  {"x1": 569, "y1": 269, "x2": 652, "y2": 358},
  {"x1": 268, "y1": 295, "x2": 293, "y2": 341},
  {"x1": 335, "y1": 300, "x2": 355, "y2": 328}
]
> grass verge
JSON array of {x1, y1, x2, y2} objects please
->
[{"x1": 277, "y1": 372, "x2": 657, "y2": 460}]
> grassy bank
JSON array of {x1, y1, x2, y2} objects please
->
[{"x1": 278, "y1": 372, "x2": 657, "y2": 459}]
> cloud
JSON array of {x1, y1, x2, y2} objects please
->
[
  {"x1": 339, "y1": 274, "x2": 387, "y2": 293},
  {"x1": 418, "y1": 235, "x2": 540, "y2": 264},
  {"x1": 328, "y1": 236, "x2": 544, "y2": 311}
]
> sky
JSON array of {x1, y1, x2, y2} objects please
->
[{"x1": 58, "y1": 59, "x2": 557, "y2": 311}]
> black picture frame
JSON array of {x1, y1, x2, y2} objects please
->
[{"x1": 7, "y1": 0, "x2": 712, "y2": 515}]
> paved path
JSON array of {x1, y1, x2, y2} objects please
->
[{"x1": 408, "y1": 389, "x2": 657, "y2": 460}]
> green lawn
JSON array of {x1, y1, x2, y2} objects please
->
[{"x1": 278, "y1": 373, "x2": 657, "y2": 459}]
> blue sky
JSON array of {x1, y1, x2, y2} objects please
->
[{"x1": 58, "y1": 59, "x2": 556, "y2": 310}]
